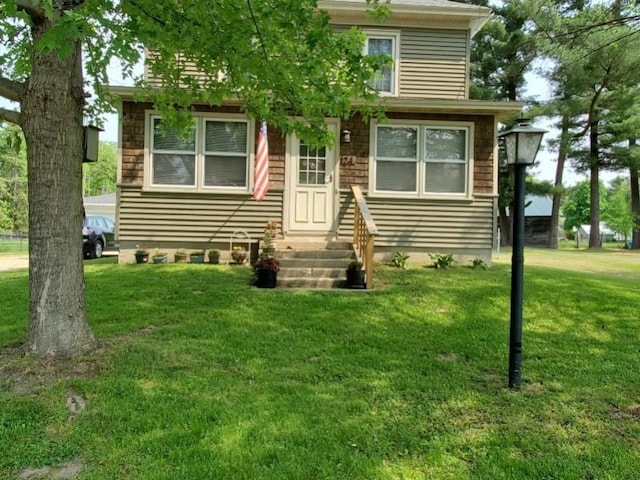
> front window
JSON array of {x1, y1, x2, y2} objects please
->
[
  {"x1": 372, "y1": 122, "x2": 472, "y2": 197},
  {"x1": 364, "y1": 31, "x2": 399, "y2": 95},
  {"x1": 148, "y1": 114, "x2": 251, "y2": 192}
]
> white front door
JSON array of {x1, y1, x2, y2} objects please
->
[{"x1": 287, "y1": 124, "x2": 337, "y2": 233}]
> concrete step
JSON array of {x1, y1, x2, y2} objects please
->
[
  {"x1": 278, "y1": 241, "x2": 351, "y2": 251},
  {"x1": 277, "y1": 277, "x2": 346, "y2": 289},
  {"x1": 279, "y1": 258, "x2": 351, "y2": 269},
  {"x1": 279, "y1": 266, "x2": 345, "y2": 279},
  {"x1": 277, "y1": 249, "x2": 354, "y2": 259}
]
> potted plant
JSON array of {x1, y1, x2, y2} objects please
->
[
  {"x1": 231, "y1": 246, "x2": 248, "y2": 264},
  {"x1": 152, "y1": 248, "x2": 168, "y2": 264},
  {"x1": 174, "y1": 249, "x2": 188, "y2": 263},
  {"x1": 190, "y1": 249, "x2": 206, "y2": 264},
  {"x1": 262, "y1": 220, "x2": 279, "y2": 256},
  {"x1": 346, "y1": 260, "x2": 365, "y2": 289},
  {"x1": 134, "y1": 244, "x2": 149, "y2": 264},
  {"x1": 208, "y1": 249, "x2": 221, "y2": 264},
  {"x1": 254, "y1": 255, "x2": 280, "y2": 288}
]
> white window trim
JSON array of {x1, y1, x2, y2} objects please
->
[
  {"x1": 143, "y1": 111, "x2": 255, "y2": 194},
  {"x1": 363, "y1": 29, "x2": 400, "y2": 97},
  {"x1": 368, "y1": 119, "x2": 475, "y2": 199}
]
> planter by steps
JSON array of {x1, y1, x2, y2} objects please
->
[
  {"x1": 346, "y1": 268, "x2": 366, "y2": 289},
  {"x1": 346, "y1": 260, "x2": 366, "y2": 289},
  {"x1": 255, "y1": 268, "x2": 278, "y2": 288}
]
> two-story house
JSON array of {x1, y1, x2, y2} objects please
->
[{"x1": 111, "y1": 0, "x2": 522, "y2": 266}]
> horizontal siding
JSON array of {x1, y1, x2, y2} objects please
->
[
  {"x1": 337, "y1": 193, "x2": 494, "y2": 250},
  {"x1": 399, "y1": 28, "x2": 467, "y2": 99},
  {"x1": 118, "y1": 186, "x2": 283, "y2": 245},
  {"x1": 144, "y1": 28, "x2": 470, "y2": 100}
]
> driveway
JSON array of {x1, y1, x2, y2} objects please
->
[
  {"x1": 0, "y1": 252, "x2": 118, "y2": 272},
  {"x1": 0, "y1": 254, "x2": 28, "y2": 272}
]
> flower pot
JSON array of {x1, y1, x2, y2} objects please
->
[
  {"x1": 174, "y1": 253, "x2": 188, "y2": 263},
  {"x1": 190, "y1": 254, "x2": 205, "y2": 264},
  {"x1": 231, "y1": 250, "x2": 248, "y2": 264},
  {"x1": 256, "y1": 268, "x2": 278, "y2": 288},
  {"x1": 208, "y1": 253, "x2": 220, "y2": 264},
  {"x1": 135, "y1": 252, "x2": 149, "y2": 264},
  {"x1": 346, "y1": 269, "x2": 366, "y2": 289},
  {"x1": 152, "y1": 255, "x2": 168, "y2": 264}
]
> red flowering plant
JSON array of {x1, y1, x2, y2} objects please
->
[
  {"x1": 262, "y1": 220, "x2": 280, "y2": 255},
  {"x1": 254, "y1": 255, "x2": 280, "y2": 272}
]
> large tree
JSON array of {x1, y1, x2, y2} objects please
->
[
  {"x1": 532, "y1": 0, "x2": 640, "y2": 248},
  {"x1": 0, "y1": 0, "x2": 385, "y2": 356}
]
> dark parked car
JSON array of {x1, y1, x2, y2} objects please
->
[{"x1": 83, "y1": 215, "x2": 117, "y2": 258}]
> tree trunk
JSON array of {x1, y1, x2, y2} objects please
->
[
  {"x1": 630, "y1": 141, "x2": 640, "y2": 249},
  {"x1": 20, "y1": 16, "x2": 96, "y2": 356},
  {"x1": 498, "y1": 204, "x2": 512, "y2": 247},
  {"x1": 588, "y1": 119, "x2": 601, "y2": 249},
  {"x1": 547, "y1": 114, "x2": 569, "y2": 249}
]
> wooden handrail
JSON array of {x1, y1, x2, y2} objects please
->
[{"x1": 351, "y1": 185, "x2": 378, "y2": 288}]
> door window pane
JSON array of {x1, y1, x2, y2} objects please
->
[{"x1": 298, "y1": 141, "x2": 328, "y2": 186}]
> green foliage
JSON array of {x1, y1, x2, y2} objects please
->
[
  {"x1": 471, "y1": 257, "x2": 489, "y2": 270},
  {"x1": 562, "y1": 180, "x2": 612, "y2": 233},
  {"x1": 429, "y1": 253, "x2": 455, "y2": 269},
  {"x1": 0, "y1": 125, "x2": 28, "y2": 232},
  {"x1": 603, "y1": 177, "x2": 634, "y2": 239},
  {"x1": 391, "y1": 251, "x2": 409, "y2": 269},
  {"x1": 82, "y1": 141, "x2": 117, "y2": 196}
]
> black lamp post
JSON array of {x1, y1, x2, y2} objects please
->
[{"x1": 499, "y1": 118, "x2": 547, "y2": 389}]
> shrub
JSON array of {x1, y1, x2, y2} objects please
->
[
  {"x1": 429, "y1": 253, "x2": 455, "y2": 269},
  {"x1": 392, "y1": 251, "x2": 409, "y2": 269}
]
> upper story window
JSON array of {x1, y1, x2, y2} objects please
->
[
  {"x1": 147, "y1": 113, "x2": 252, "y2": 193},
  {"x1": 364, "y1": 30, "x2": 400, "y2": 96},
  {"x1": 371, "y1": 121, "x2": 473, "y2": 197}
]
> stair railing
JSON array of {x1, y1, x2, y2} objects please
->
[{"x1": 351, "y1": 185, "x2": 378, "y2": 288}]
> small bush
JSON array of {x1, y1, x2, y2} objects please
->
[
  {"x1": 429, "y1": 253, "x2": 455, "y2": 269},
  {"x1": 392, "y1": 251, "x2": 409, "y2": 269},
  {"x1": 471, "y1": 257, "x2": 489, "y2": 270}
]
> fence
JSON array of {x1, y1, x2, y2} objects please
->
[{"x1": 0, "y1": 232, "x2": 29, "y2": 253}]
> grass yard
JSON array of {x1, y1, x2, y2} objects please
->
[{"x1": 0, "y1": 251, "x2": 639, "y2": 479}]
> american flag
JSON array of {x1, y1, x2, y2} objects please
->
[{"x1": 253, "y1": 122, "x2": 269, "y2": 201}]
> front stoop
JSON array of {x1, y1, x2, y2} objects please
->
[{"x1": 276, "y1": 242, "x2": 355, "y2": 289}]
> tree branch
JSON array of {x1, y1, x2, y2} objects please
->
[
  {"x1": 15, "y1": 0, "x2": 45, "y2": 23},
  {"x1": 0, "y1": 76, "x2": 26, "y2": 102},
  {"x1": 0, "y1": 107, "x2": 21, "y2": 125}
]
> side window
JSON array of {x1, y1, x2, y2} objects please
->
[
  {"x1": 151, "y1": 118, "x2": 196, "y2": 187},
  {"x1": 374, "y1": 126, "x2": 418, "y2": 193},
  {"x1": 203, "y1": 120, "x2": 249, "y2": 188},
  {"x1": 364, "y1": 32, "x2": 399, "y2": 95}
]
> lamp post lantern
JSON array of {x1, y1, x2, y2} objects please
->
[{"x1": 498, "y1": 118, "x2": 547, "y2": 389}]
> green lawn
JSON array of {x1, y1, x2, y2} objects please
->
[{"x1": 1, "y1": 252, "x2": 639, "y2": 479}]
